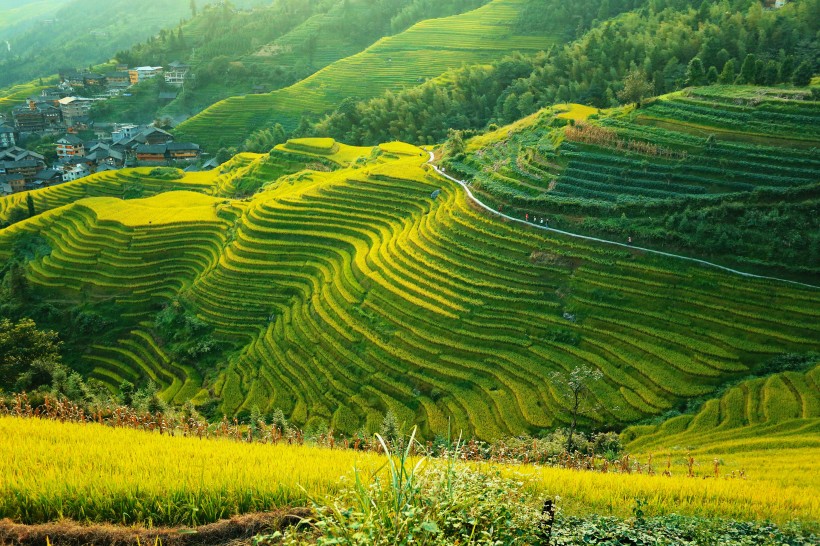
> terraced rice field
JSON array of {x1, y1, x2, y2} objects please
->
[
  {"x1": 454, "y1": 86, "x2": 820, "y2": 274},
  {"x1": 175, "y1": 0, "x2": 556, "y2": 149},
  {"x1": 0, "y1": 79, "x2": 56, "y2": 112},
  {"x1": 3, "y1": 139, "x2": 818, "y2": 439},
  {"x1": 0, "y1": 169, "x2": 212, "y2": 224},
  {"x1": 1, "y1": 191, "x2": 236, "y2": 401},
  {"x1": 276, "y1": 137, "x2": 373, "y2": 166},
  {"x1": 462, "y1": 88, "x2": 819, "y2": 207},
  {"x1": 624, "y1": 365, "x2": 820, "y2": 456},
  {"x1": 639, "y1": 86, "x2": 820, "y2": 143},
  {"x1": 0, "y1": 156, "x2": 265, "y2": 224}
]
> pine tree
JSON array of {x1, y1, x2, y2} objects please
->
[
  {"x1": 792, "y1": 61, "x2": 813, "y2": 86},
  {"x1": 686, "y1": 57, "x2": 705, "y2": 86},
  {"x1": 736, "y1": 54, "x2": 757, "y2": 84},
  {"x1": 718, "y1": 59, "x2": 736, "y2": 84}
]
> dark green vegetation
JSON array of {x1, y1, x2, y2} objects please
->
[
  {"x1": 1, "y1": 141, "x2": 817, "y2": 440},
  {"x1": 0, "y1": 0, "x2": 270, "y2": 89},
  {"x1": 548, "y1": 514, "x2": 816, "y2": 546},
  {"x1": 304, "y1": 0, "x2": 819, "y2": 146},
  {"x1": 173, "y1": 0, "x2": 559, "y2": 149},
  {"x1": 90, "y1": 0, "x2": 489, "y2": 125},
  {"x1": 447, "y1": 85, "x2": 820, "y2": 279}
]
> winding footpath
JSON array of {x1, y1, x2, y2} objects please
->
[{"x1": 426, "y1": 151, "x2": 819, "y2": 290}]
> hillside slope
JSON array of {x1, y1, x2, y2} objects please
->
[
  {"x1": 0, "y1": 0, "x2": 267, "y2": 88},
  {"x1": 624, "y1": 364, "x2": 820, "y2": 455},
  {"x1": 91, "y1": 0, "x2": 489, "y2": 125},
  {"x1": 2, "y1": 140, "x2": 818, "y2": 439},
  {"x1": 447, "y1": 85, "x2": 820, "y2": 278},
  {"x1": 174, "y1": 0, "x2": 556, "y2": 150}
]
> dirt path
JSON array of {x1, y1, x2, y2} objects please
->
[{"x1": 0, "y1": 510, "x2": 311, "y2": 546}]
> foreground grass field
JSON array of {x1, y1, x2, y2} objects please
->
[
  {"x1": 174, "y1": 0, "x2": 555, "y2": 149},
  {"x1": 0, "y1": 416, "x2": 817, "y2": 527}
]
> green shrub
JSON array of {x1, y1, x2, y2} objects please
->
[
  {"x1": 148, "y1": 167, "x2": 184, "y2": 180},
  {"x1": 263, "y1": 430, "x2": 545, "y2": 545}
]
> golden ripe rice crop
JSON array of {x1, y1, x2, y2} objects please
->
[{"x1": 1, "y1": 417, "x2": 818, "y2": 527}]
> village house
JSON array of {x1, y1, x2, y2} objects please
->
[
  {"x1": 12, "y1": 102, "x2": 62, "y2": 132},
  {"x1": 83, "y1": 73, "x2": 107, "y2": 87},
  {"x1": 61, "y1": 71, "x2": 87, "y2": 88},
  {"x1": 164, "y1": 61, "x2": 190, "y2": 87},
  {"x1": 56, "y1": 134, "x2": 86, "y2": 159},
  {"x1": 0, "y1": 177, "x2": 14, "y2": 196},
  {"x1": 58, "y1": 97, "x2": 96, "y2": 127},
  {"x1": 0, "y1": 146, "x2": 45, "y2": 163},
  {"x1": 128, "y1": 66, "x2": 163, "y2": 85},
  {"x1": 0, "y1": 158, "x2": 45, "y2": 185},
  {"x1": 34, "y1": 168, "x2": 64, "y2": 187},
  {"x1": 106, "y1": 72, "x2": 131, "y2": 90},
  {"x1": 0, "y1": 125, "x2": 18, "y2": 148},
  {"x1": 86, "y1": 142, "x2": 125, "y2": 167},
  {"x1": 134, "y1": 142, "x2": 201, "y2": 163},
  {"x1": 167, "y1": 142, "x2": 201, "y2": 161},
  {"x1": 111, "y1": 124, "x2": 140, "y2": 143},
  {"x1": 62, "y1": 162, "x2": 91, "y2": 182},
  {"x1": 135, "y1": 144, "x2": 168, "y2": 163},
  {"x1": 0, "y1": 174, "x2": 25, "y2": 194},
  {"x1": 139, "y1": 127, "x2": 174, "y2": 145}
]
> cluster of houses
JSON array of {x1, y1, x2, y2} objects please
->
[
  {"x1": 8, "y1": 62, "x2": 191, "y2": 135},
  {"x1": 0, "y1": 123, "x2": 203, "y2": 196},
  {"x1": 60, "y1": 62, "x2": 190, "y2": 95},
  {"x1": 0, "y1": 59, "x2": 204, "y2": 196},
  {"x1": 0, "y1": 59, "x2": 208, "y2": 196}
]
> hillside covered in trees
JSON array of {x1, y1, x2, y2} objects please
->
[{"x1": 301, "y1": 0, "x2": 819, "y2": 146}]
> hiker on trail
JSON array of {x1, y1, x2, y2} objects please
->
[{"x1": 628, "y1": 236, "x2": 633, "y2": 244}]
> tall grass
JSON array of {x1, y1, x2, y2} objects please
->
[{"x1": 1, "y1": 416, "x2": 818, "y2": 528}]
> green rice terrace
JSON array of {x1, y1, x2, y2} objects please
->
[
  {"x1": 625, "y1": 363, "x2": 820, "y2": 456},
  {"x1": 174, "y1": 0, "x2": 556, "y2": 150},
  {"x1": 2, "y1": 135, "x2": 818, "y2": 440},
  {"x1": 447, "y1": 85, "x2": 820, "y2": 279}
]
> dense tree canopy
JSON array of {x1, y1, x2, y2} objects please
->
[{"x1": 300, "y1": 0, "x2": 819, "y2": 146}]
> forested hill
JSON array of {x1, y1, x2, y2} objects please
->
[
  {"x1": 174, "y1": 0, "x2": 635, "y2": 150},
  {"x1": 303, "y1": 0, "x2": 819, "y2": 147},
  {"x1": 0, "y1": 0, "x2": 269, "y2": 88},
  {"x1": 91, "y1": 0, "x2": 490, "y2": 124},
  {"x1": 0, "y1": 0, "x2": 64, "y2": 40}
]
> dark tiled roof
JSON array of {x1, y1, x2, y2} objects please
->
[
  {"x1": 166, "y1": 142, "x2": 199, "y2": 151},
  {"x1": 136, "y1": 144, "x2": 167, "y2": 154},
  {"x1": 35, "y1": 169, "x2": 62, "y2": 180},
  {"x1": 2, "y1": 159, "x2": 40, "y2": 169},
  {"x1": 58, "y1": 134, "x2": 84, "y2": 145}
]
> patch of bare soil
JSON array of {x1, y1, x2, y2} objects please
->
[{"x1": 0, "y1": 509, "x2": 312, "y2": 546}]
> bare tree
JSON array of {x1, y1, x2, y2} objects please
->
[{"x1": 550, "y1": 365, "x2": 604, "y2": 452}]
